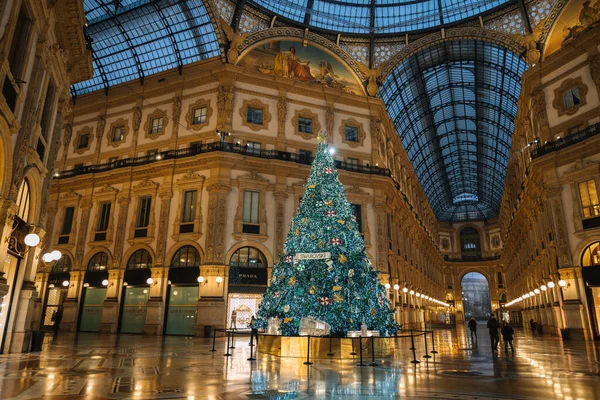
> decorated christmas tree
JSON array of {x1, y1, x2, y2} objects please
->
[{"x1": 256, "y1": 133, "x2": 399, "y2": 336}]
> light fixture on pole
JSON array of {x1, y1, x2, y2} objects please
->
[{"x1": 547, "y1": 281, "x2": 555, "y2": 288}]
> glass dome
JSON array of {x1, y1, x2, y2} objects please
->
[{"x1": 249, "y1": 0, "x2": 512, "y2": 34}]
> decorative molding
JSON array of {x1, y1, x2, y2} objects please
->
[
  {"x1": 143, "y1": 109, "x2": 169, "y2": 140},
  {"x1": 185, "y1": 98, "x2": 214, "y2": 131},
  {"x1": 339, "y1": 118, "x2": 366, "y2": 148},
  {"x1": 291, "y1": 108, "x2": 321, "y2": 140},
  {"x1": 240, "y1": 98, "x2": 272, "y2": 132},
  {"x1": 552, "y1": 77, "x2": 589, "y2": 117},
  {"x1": 73, "y1": 126, "x2": 93, "y2": 155},
  {"x1": 107, "y1": 118, "x2": 130, "y2": 147}
]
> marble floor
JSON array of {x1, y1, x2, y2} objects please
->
[{"x1": 0, "y1": 326, "x2": 598, "y2": 399}]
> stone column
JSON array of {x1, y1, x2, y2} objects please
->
[
  {"x1": 154, "y1": 189, "x2": 172, "y2": 267},
  {"x1": 373, "y1": 197, "x2": 388, "y2": 273},
  {"x1": 112, "y1": 195, "x2": 131, "y2": 269},
  {"x1": 74, "y1": 199, "x2": 92, "y2": 269},
  {"x1": 99, "y1": 269, "x2": 123, "y2": 334},
  {"x1": 275, "y1": 93, "x2": 287, "y2": 151},
  {"x1": 61, "y1": 270, "x2": 83, "y2": 332},
  {"x1": 144, "y1": 267, "x2": 166, "y2": 335},
  {"x1": 0, "y1": 198, "x2": 18, "y2": 296}
]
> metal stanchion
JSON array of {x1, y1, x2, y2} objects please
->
[
  {"x1": 410, "y1": 331, "x2": 420, "y2": 364},
  {"x1": 210, "y1": 328, "x2": 217, "y2": 352},
  {"x1": 229, "y1": 329, "x2": 236, "y2": 349},
  {"x1": 224, "y1": 330, "x2": 232, "y2": 357},
  {"x1": 430, "y1": 331, "x2": 438, "y2": 354},
  {"x1": 350, "y1": 337, "x2": 357, "y2": 356},
  {"x1": 247, "y1": 331, "x2": 256, "y2": 361},
  {"x1": 327, "y1": 336, "x2": 334, "y2": 357},
  {"x1": 356, "y1": 336, "x2": 366, "y2": 367},
  {"x1": 423, "y1": 330, "x2": 431, "y2": 359},
  {"x1": 304, "y1": 335, "x2": 313, "y2": 365},
  {"x1": 369, "y1": 337, "x2": 380, "y2": 366}
]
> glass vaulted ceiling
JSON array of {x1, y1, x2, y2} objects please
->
[
  {"x1": 71, "y1": 0, "x2": 220, "y2": 95},
  {"x1": 379, "y1": 40, "x2": 528, "y2": 222},
  {"x1": 250, "y1": 0, "x2": 512, "y2": 34}
]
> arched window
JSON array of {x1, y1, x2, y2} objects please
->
[
  {"x1": 127, "y1": 249, "x2": 152, "y2": 269},
  {"x1": 16, "y1": 179, "x2": 30, "y2": 221},
  {"x1": 460, "y1": 227, "x2": 481, "y2": 257},
  {"x1": 87, "y1": 252, "x2": 109, "y2": 271},
  {"x1": 52, "y1": 255, "x2": 72, "y2": 273},
  {"x1": 581, "y1": 241, "x2": 600, "y2": 267},
  {"x1": 499, "y1": 293, "x2": 507, "y2": 303},
  {"x1": 170, "y1": 246, "x2": 200, "y2": 268},
  {"x1": 229, "y1": 246, "x2": 267, "y2": 268}
]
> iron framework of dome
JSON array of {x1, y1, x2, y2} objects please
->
[
  {"x1": 248, "y1": 0, "x2": 513, "y2": 35},
  {"x1": 379, "y1": 40, "x2": 528, "y2": 222},
  {"x1": 72, "y1": 0, "x2": 221, "y2": 96}
]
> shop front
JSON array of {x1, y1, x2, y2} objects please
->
[
  {"x1": 41, "y1": 256, "x2": 72, "y2": 331},
  {"x1": 119, "y1": 250, "x2": 152, "y2": 334},
  {"x1": 78, "y1": 252, "x2": 110, "y2": 332}
]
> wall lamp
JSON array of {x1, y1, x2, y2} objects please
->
[
  {"x1": 384, "y1": 283, "x2": 391, "y2": 290},
  {"x1": 197, "y1": 276, "x2": 207, "y2": 287},
  {"x1": 558, "y1": 279, "x2": 569, "y2": 288},
  {"x1": 216, "y1": 276, "x2": 223, "y2": 286},
  {"x1": 146, "y1": 277, "x2": 157, "y2": 287},
  {"x1": 402, "y1": 287, "x2": 409, "y2": 293},
  {"x1": 393, "y1": 284, "x2": 400, "y2": 291}
]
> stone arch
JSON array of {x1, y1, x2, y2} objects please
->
[
  {"x1": 458, "y1": 267, "x2": 492, "y2": 284},
  {"x1": 122, "y1": 244, "x2": 155, "y2": 269},
  {"x1": 20, "y1": 166, "x2": 43, "y2": 224},
  {"x1": 574, "y1": 236, "x2": 600, "y2": 267},
  {"x1": 0, "y1": 115, "x2": 13, "y2": 198},
  {"x1": 81, "y1": 248, "x2": 113, "y2": 271},
  {"x1": 379, "y1": 27, "x2": 526, "y2": 81},
  {"x1": 236, "y1": 28, "x2": 367, "y2": 95},
  {"x1": 455, "y1": 223, "x2": 486, "y2": 253},
  {"x1": 225, "y1": 240, "x2": 273, "y2": 269},
  {"x1": 165, "y1": 240, "x2": 205, "y2": 267}
]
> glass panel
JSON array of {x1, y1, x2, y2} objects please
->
[
  {"x1": 79, "y1": 288, "x2": 107, "y2": 332},
  {"x1": 42, "y1": 288, "x2": 67, "y2": 328},
  {"x1": 96, "y1": 202, "x2": 111, "y2": 231},
  {"x1": 247, "y1": 107, "x2": 263, "y2": 125},
  {"x1": 16, "y1": 180, "x2": 30, "y2": 221},
  {"x1": 298, "y1": 117, "x2": 312, "y2": 133},
  {"x1": 150, "y1": 118, "x2": 163, "y2": 133},
  {"x1": 171, "y1": 246, "x2": 200, "y2": 268},
  {"x1": 120, "y1": 287, "x2": 149, "y2": 333},
  {"x1": 243, "y1": 191, "x2": 260, "y2": 224},
  {"x1": 181, "y1": 190, "x2": 197, "y2": 223},
  {"x1": 345, "y1": 126, "x2": 359, "y2": 142},
  {"x1": 136, "y1": 197, "x2": 152, "y2": 228},
  {"x1": 165, "y1": 286, "x2": 198, "y2": 335},
  {"x1": 579, "y1": 180, "x2": 600, "y2": 218},
  {"x1": 88, "y1": 252, "x2": 108, "y2": 271},
  {"x1": 127, "y1": 249, "x2": 152, "y2": 269},
  {"x1": 61, "y1": 207, "x2": 75, "y2": 235},
  {"x1": 193, "y1": 107, "x2": 207, "y2": 124},
  {"x1": 112, "y1": 126, "x2": 124, "y2": 141}
]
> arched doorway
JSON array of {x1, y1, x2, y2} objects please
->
[
  {"x1": 581, "y1": 241, "x2": 600, "y2": 339},
  {"x1": 79, "y1": 252, "x2": 109, "y2": 332},
  {"x1": 227, "y1": 246, "x2": 268, "y2": 329},
  {"x1": 165, "y1": 245, "x2": 201, "y2": 336},
  {"x1": 120, "y1": 249, "x2": 153, "y2": 334},
  {"x1": 41, "y1": 255, "x2": 72, "y2": 331},
  {"x1": 461, "y1": 272, "x2": 491, "y2": 320}
]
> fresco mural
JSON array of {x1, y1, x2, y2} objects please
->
[{"x1": 238, "y1": 40, "x2": 364, "y2": 95}]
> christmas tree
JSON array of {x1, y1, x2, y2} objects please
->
[{"x1": 256, "y1": 133, "x2": 399, "y2": 336}]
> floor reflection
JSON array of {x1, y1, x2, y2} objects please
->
[{"x1": 0, "y1": 326, "x2": 598, "y2": 399}]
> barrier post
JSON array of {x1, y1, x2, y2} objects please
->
[
  {"x1": 410, "y1": 331, "x2": 420, "y2": 364},
  {"x1": 247, "y1": 331, "x2": 256, "y2": 361},
  {"x1": 224, "y1": 330, "x2": 232, "y2": 357},
  {"x1": 430, "y1": 331, "x2": 438, "y2": 354},
  {"x1": 356, "y1": 336, "x2": 366, "y2": 367},
  {"x1": 327, "y1": 336, "x2": 334, "y2": 357},
  {"x1": 350, "y1": 337, "x2": 357, "y2": 356},
  {"x1": 304, "y1": 335, "x2": 313, "y2": 365},
  {"x1": 369, "y1": 337, "x2": 380, "y2": 366},
  {"x1": 423, "y1": 330, "x2": 431, "y2": 359},
  {"x1": 210, "y1": 328, "x2": 217, "y2": 352},
  {"x1": 229, "y1": 329, "x2": 236, "y2": 349}
]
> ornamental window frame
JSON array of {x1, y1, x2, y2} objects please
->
[
  {"x1": 233, "y1": 172, "x2": 269, "y2": 241},
  {"x1": 172, "y1": 172, "x2": 205, "y2": 241},
  {"x1": 186, "y1": 99, "x2": 213, "y2": 131},
  {"x1": 55, "y1": 192, "x2": 82, "y2": 248},
  {"x1": 73, "y1": 126, "x2": 93, "y2": 154},
  {"x1": 339, "y1": 118, "x2": 366, "y2": 148},
  {"x1": 128, "y1": 179, "x2": 159, "y2": 244},
  {"x1": 553, "y1": 77, "x2": 588, "y2": 117},
  {"x1": 144, "y1": 109, "x2": 169, "y2": 139},
  {"x1": 240, "y1": 99, "x2": 271, "y2": 132},
  {"x1": 292, "y1": 108, "x2": 321, "y2": 140},
  {"x1": 107, "y1": 118, "x2": 130, "y2": 147},
  {"x1": 89, "y1": 186, "x2": 119, "y2": 245},
  {"x1": 577, "y1": 178, "x2": 600, "y2": 219},
  {"x1": 346, "y1": 187, "x2": 371, "y2": 248}
]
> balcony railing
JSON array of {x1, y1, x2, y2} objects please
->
[
  {"x1": 531, "y1": 122, "x2": 600, "y2": 159},
  {"x1": 55, "y1": 141, "x2": 392, "y2": 179},
  {"x1": 443, "y1": 254, "x2": 501, "y2": 262}
]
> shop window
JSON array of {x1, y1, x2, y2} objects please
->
[
  {"x1": 135, "y1": 197, "x2": 152, "y2": 238},
  {"x1": 581, "y1": 241, "x2": 600, "y2": 266},
  {"x1": 127, "y1": 249, "x2": 153, "y2": 269},
  {"x1": 16, "y1": 179, "x2": 30, "y2": 222},
  {"x1": 497, "y1": 271, "x2": 504, "y2": 288},
  {"x1": 58, "y1": 206, "x2": 75, "y2": 244},
  {"x1": 180, "y1": 190, "x2": 197, "y2": 233},
  {"x1": 298, "y1": 117, "x2": 313, "y2": 133},
  {"x1": 192, "y1": 107, "x2": 207, "y2": 125},
  {"x1": 190, "y1": 141, "x2": 203, "y2": 153},
  {"x1": 246, "y1": 107, "x2": 263, "y2": 125},
  {"x1": 95, "y1": 202, "x2": 111, "y2": 241},
  {"x1": 87, "y1": 252, "x2": 108, "y2": 271},
  {"x1": 229, "y1": 246, "x2": 267, "y2": 268},
  {"x1": 242, "y1": 191, "x2": 260, "y2": 234},
  {"x1": 52, "y1": 255, "x2": 71, "y2": 273},
  {"x1": 170, "y1": 245, "x2": 201, "y2": 268},
  {"x1": 579, "y1": 179, "x2": 600, "y2": 218}
]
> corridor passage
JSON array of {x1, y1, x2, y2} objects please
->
[{"x1": 0, "y1": 327, "x2": 598, "y2": 399}]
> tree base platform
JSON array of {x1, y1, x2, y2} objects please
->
[{"x1": 257, "y1": 334, "x2": 395, "y2": 359}]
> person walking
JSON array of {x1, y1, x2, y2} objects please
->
[
  {"x1": 468, "y1": 317, "x2": 478, "y2": 341},
  {"x1": 487, "y1": 314, "x2": 500, "y2": 352},
  {"x1": 529, "y1": 318, "x2": 536, "y2": 335},
  {"x1": 501, "y1": 321, "x2": 515, "y2": 353},
  {"x1": 52, "y1": 307, "x2": 63, "y2": 335}
]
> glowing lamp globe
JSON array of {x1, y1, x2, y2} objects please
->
[
  {"x1": 216, "y1": 276, "x2": 223, "y2": 284},
  {"x1": 146, "y1": 278, "x2": 154, "y2": 285},
  {"x1": 197, "y1": 276, "x2": 205, "y2": 283},
  {"x1": 409, "y1": 290, "x2": 415, "y2": 295},
  {"x1": 102, "y1": 279, "x2": 109, "y2": 286},
  {"x1": 42, "y1": 253, "x2": 54, "y2": 263},
  {"x1": 393, "y1": 284, "x2": 400, "y2": 291},
  {"x1": 384, "y1": 283, "x2": 391, "y2": 289},
  {"x1": 24, "y1": 233, "x2": 40, "y2": 247},
  {"x1": 547, "y1": 281, "x2": 555, "y2": 288},
  {"x1": 402, "y1": 287, "x2": 409, "y2": 293},
  {"x1": 529, "y1": 291, "x2": 535, "y2": 296},
  {"x1": 534, "y1": 288, "x2": 540, "y2": 294},
  {"x1": 51, "y1": 250, "x2": 62, "y2": 261},
  {"x1": 62, "y1": 280, "x2": 69, "y2": 287},
  {"x1": 558, "y1": 280, "x2": 567, "y2": 287},
  {"x1": 540, "y1": 285, "x2": 547, "y2": 291}
]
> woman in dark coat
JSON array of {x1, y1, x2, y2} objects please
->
[{"x1": 501, "y1": 322, "x2": 515, "y2": 353}]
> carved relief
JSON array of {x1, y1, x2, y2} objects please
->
[
  {"x1": 132, "y1": 106, "x2": 142, "y2": 131},
  {"x1": 292, "y1": 108, "x2": 321, "y2": 140},
  {"x1": 172, "y1": 96, "x2": 182, "y2": 135},
  {"x1": 217, "y1": 86, "x2": 235, "y2": 131},
  {"x1": 277, "y1": 95, "x2": 287, "y2": 137}
]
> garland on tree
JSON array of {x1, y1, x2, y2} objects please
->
[{"x1": 256, "y1": 132, "x2": 399, "y2": 336}]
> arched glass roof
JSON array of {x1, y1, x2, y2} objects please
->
[
  {"x1": 379, "y1": 40, "x2": 528, "y2": 222},
  {"x1": 72, "y1": 0, "x2": 220, "y2": 96},
  {"x1": 249, "y1": 0, "x2": 513, "y2": 34}
]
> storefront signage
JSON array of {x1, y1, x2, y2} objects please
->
[
  {"x1": 229, "y1": 267, "x2": 268, "y2": 285},
  {"x1": 293, "y1": 252, "x2": 331, "y2": 262}
]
